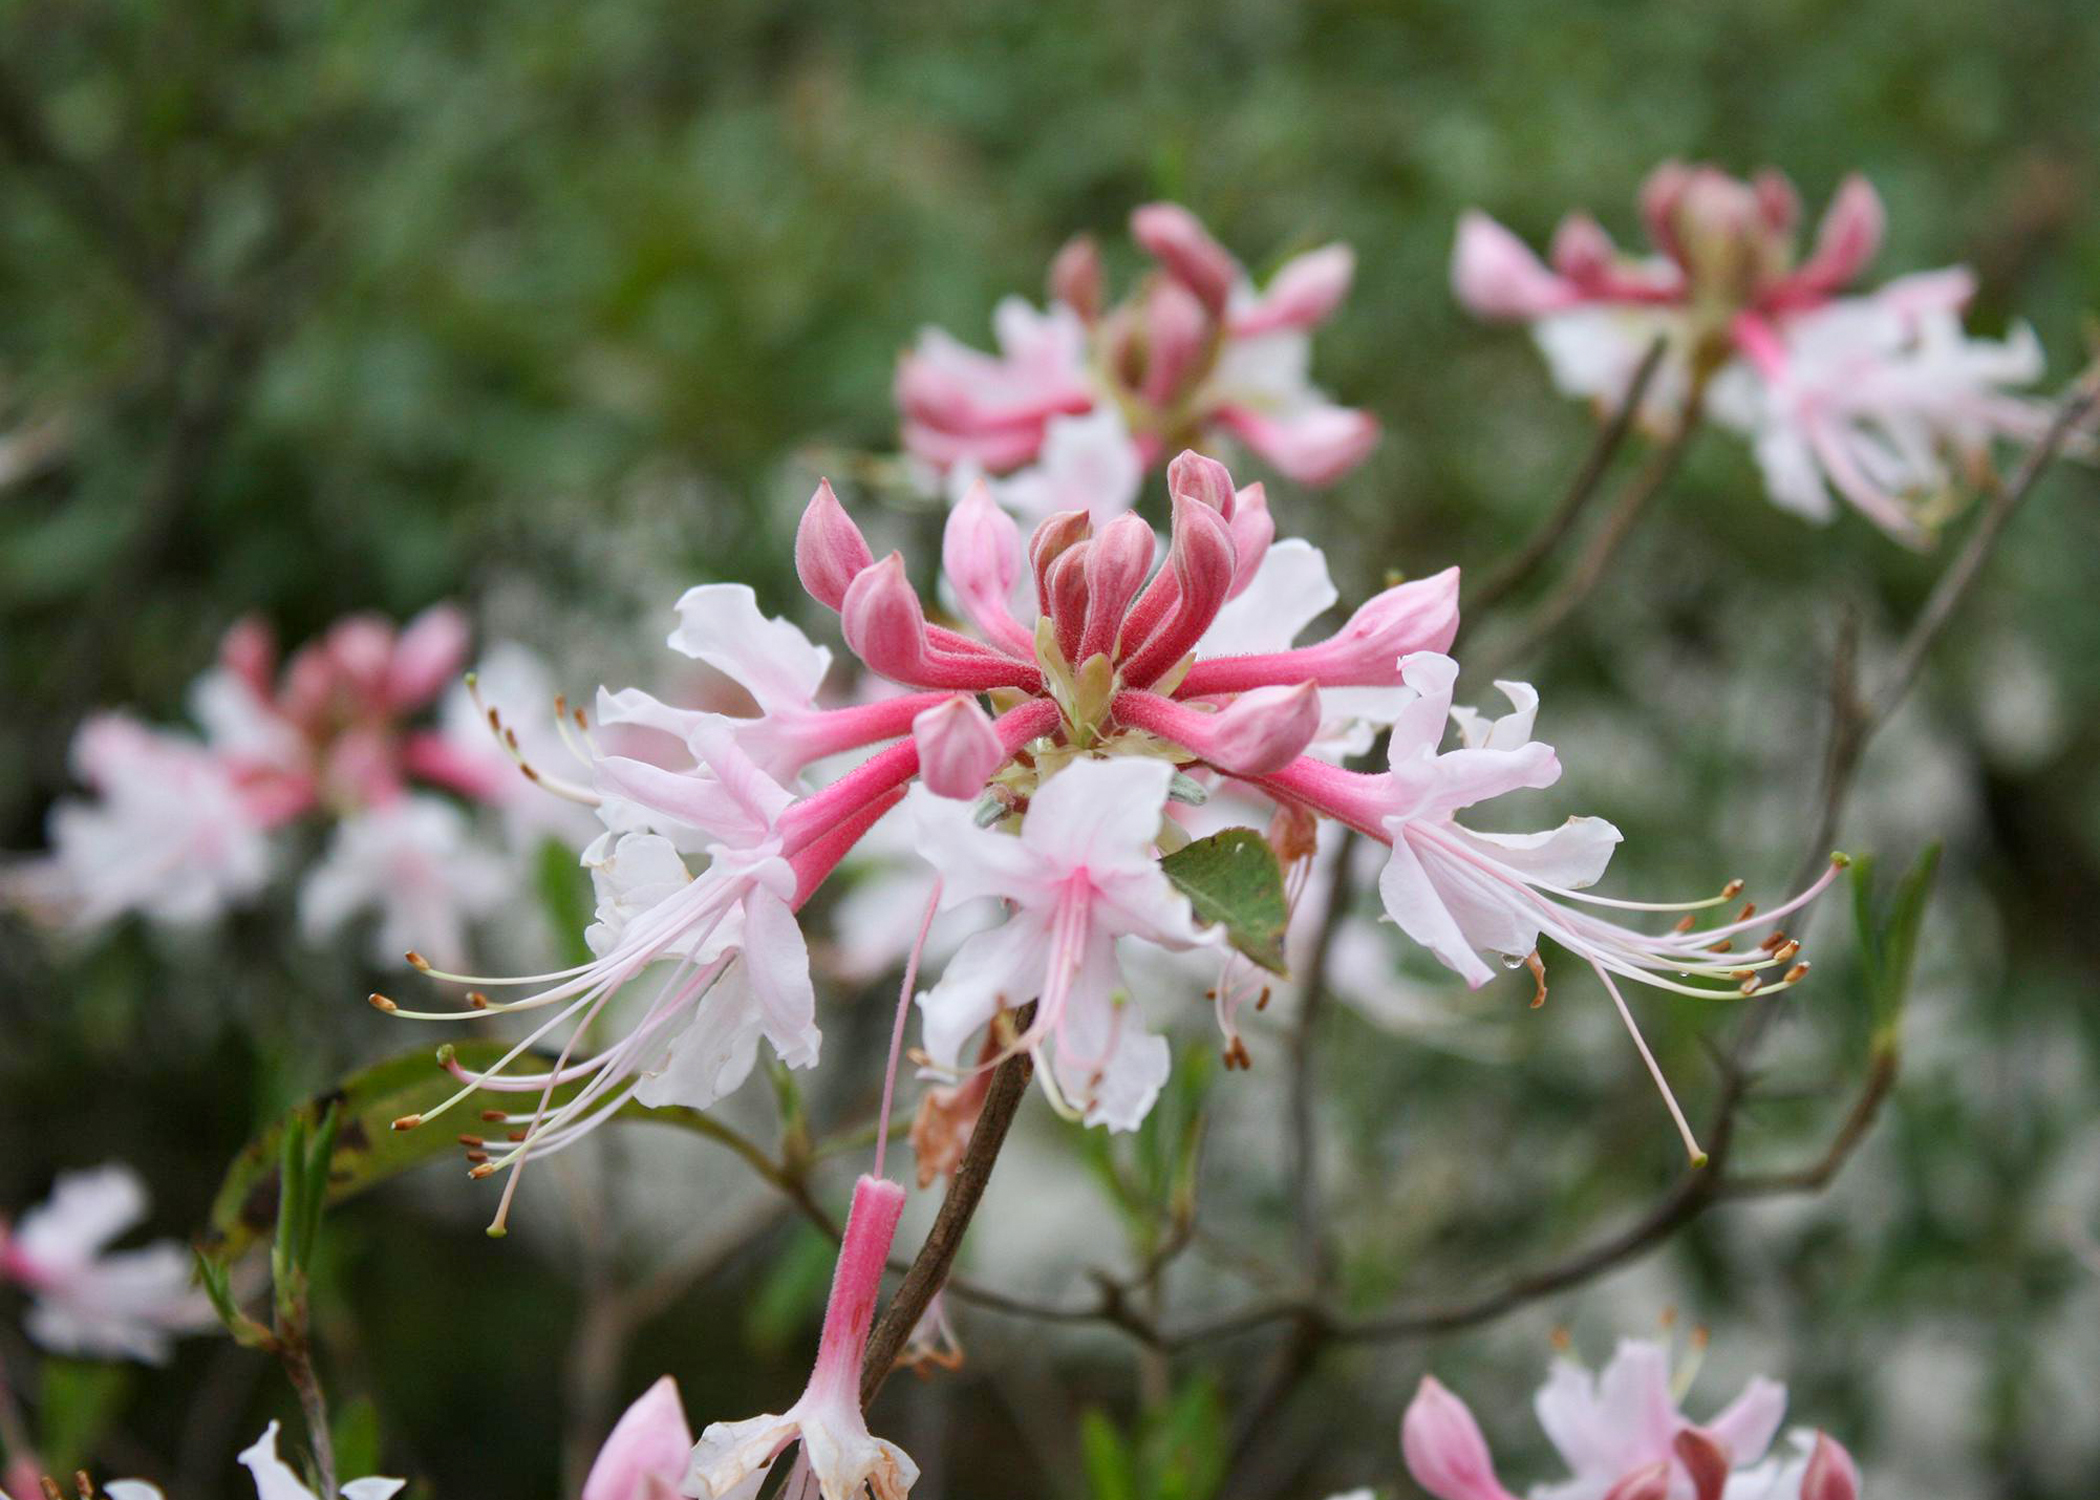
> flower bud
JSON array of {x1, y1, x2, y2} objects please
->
[
  {"x1": 326, "y1": 615, "x2": 396, "y2": 702},
  {"x1": 1081, "y1": 513, "x2": 1155, "y2": 661},
  {"x1": 943, "y1": 478, "x2": 1025, "y2": 634},
  {"x1": 1787, "y1": 174, "x2": 1884, "y2": 300},
  {"x1": 1401, "y1": 1376, "x2": 1513, "y2": 1500},
  {"x1": 1639, "y1": 159, "x2": 1696, "y2": 263},
  {"x1": 842, "y1": 553, "x2": 933, "y2": 680},
  {"x1": 1166, "y1": 449, "x2": 1239, "y2": 516},
  {"x1": 1202, "y1": 683, "x2": 1322, "y2": 775},
  {"x1": 387, "y1": 604, "x2": 472, "y2": 711},
  {"x1": 1045, "y1": 541, "x2": 1092, "y2": 663},
  {"x1": 797, "y1": 479, "x2": 876, "y2": 611},
  {"x1": 581, "y1": 1376, "x2": 692, "y2": 1500},
  {"x1": 219, "y1": 615, "x2": 277, "y2": 697},
  {"x1": 1131, "y1": 202, "x2": 1239, "y2": 314},
  {"x1": 1317, "y1": 566, "x2": 1461, "y2": 682},
  {"x1": 1119, "y1": 494, "x2": 1237, "y2": 686},
  {"x1": 1753, "y1": 167, "x2": 1801, "y2": 237},
  {"x1": 1028, "y1": 508, "x2": 1092, "y2": 617},
  {"x1": 1225, "y1": 481, "x2": 1273, "y2": 599},
  {"x1": 1049, "y1": 233, "x2": 1105, "y2": 323},
  {"x1": 1549, "y1": 212, "x2": 1618, "y2": 290},
  {"x1": 1233, "y1": 244, "x2": 1354, "y2": 336},
  {"x1": 1141, "y1": 278, "x2": 1210, "y2": 407},
  {"x1": 912, "y1": 697, "x2": 1006, "y2": 799},
  {"x1": 1800, "y1": 1433, "x2": 1861, "y2": 1500},
  {"x1": 1451, "y1": 211, "x2": 1576, "y2": 320}
]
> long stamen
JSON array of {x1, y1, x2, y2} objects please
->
[
  {"x1": 1591, "y1": 959, "x2": 1706, "y2": 1167},
  {"x1": 874, "y1": 877, "x2": 943, "y2": 1183}
]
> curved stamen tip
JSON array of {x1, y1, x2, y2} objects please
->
[
  {"x1": 1689, "y1": 1151, "x2": 1710, "y2": 1170},
  {"x1": 1719, "y1": 878, "x2": 1745, "y2": 899},
  {"x1": 463, "y1": 670, "x2": 478, "y2": 690},
  {"x1": 368, "y1": 992, "x2": 398, "y2": 1013},
  {"x1": 392, "y1": 1113, "x2": 423, "y2": 1132},
  {"x1": 1829, "y1": 850, "x2": 1852, "y2": 868},
  {"x1": 484, "y1": 1222, "x2": 507, "y2": 1238},
  {"x1": 435, "y1": 1043, "x2": 457, "y2": 1067},
  {"x1": 406, "y1": 950, "x2": 431, "y2": 971}
]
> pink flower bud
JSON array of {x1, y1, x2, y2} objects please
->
[
  {"x1": 1202, "y1": 683, "x2": 1322, "y2": 774},
  {"x1": 912, "y1": 696, "x2": 1006, "y2": 799},
  {"x1": 943, "y1": 478, "x2": 1029, "y2": 652},
  {"x1": 1599, "y1": 1462, "x2": 1673, "y2": 1500},
  {"x1": 582, "y1": 1375, "x2": 693, "y2": 1500},
  {"x1": 1401, "y1": 1376, "x2": 1514, "y2": 1500},
  {"x1": 797, "y1": 479, "x2": 876, "y2": 611},
  {"x1": 1786, "y1": 174, "x2": 1884, "y2": 300},
  {"x1": 1131, "y1": 202, "x2": 1239, "y2": 314},
  {"x1": 1213, "y1": 404, "x2": 1380, "y2": 488},
  {"x1": 1029, "y1": 508, "x2": 1092, "y2": 617},
  {"x1": 1232, "y1": 243, "x2": 1355, "y2": 336},
  {"x1": 325, "y1": 616, "x2": 396, "y2": 702},
  {"x1": 386, "y1": 604, "x2": 471, "y2": 711},
  {"x1": 1451, "y1": 210, "x2": 1578, "y2": 320},
  {"x1": 1672, "y1": 1430, "x2": 1731, "y2": 1500},
  {"x1": 1166, "y1": 449, "x2": 1239, "y2": 516},
  {"x1": 1549, "y1": 212, "x2": 1618, "y2": 289},
  {"x1": 1800, "y1": 1433, "x2": 1861, "y2": 1500},
  {"x1": 1317, "y1": 566, "x2": 1461, "y2": 684},
  {"x1": 1119, "y1": 494, "x2": 1237, "y2": 686},
  {"x1": 1045, "y1": 540, "x2": 1092, "y2": 663},
  {"x1": 1639, "y1": 159, "x2": 1696, "y2": 262},
  {"x1": 842, "y1": 553, "x2": 934, "y2": 680},
  {"x1": 1141, "y1": 278, "x2": 1211, "y2": 407},
  {"x1": 1753, "y1": 167, "x2": 1802, "y2": 236},
  {"x1": 1224, "y1": 481, "x2": 1273, "y2": 600},
  {"x1": 1080, "y1": 513, "x2": 1154, "y2": 661},
  {"x1": 218, "y1": 615, "x2": 278, "y2": 697},
  {"x1": 1050, "y1": 233, "x2": 1105, "y2": 322}
]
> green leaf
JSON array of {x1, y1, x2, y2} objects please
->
[
  {"x1": 1079, "y1": 1408, "x2": 1137, "y2": 1500},
  {"x1": 741, "y1": 1223, "x2": 836, "y2": 1355},
  {"x1": 1158, "y1": 828, "x2": 1290, "y2": 974},
  {"x1": 331, "y1": 1397, "x2": 383, "y2": 1483},
  {"x1": 204, "y1": 1040, "x2": 564, "y2": 1265},
  {"x1": 535, "y1": 836, "x2": 596, "y2": 969},
  {"x1": 1847, "y1": 843, "x2": 1941, "y2": 1052},
  {"x1": 36, "y1": 1360, "x2": 131, "y2": 1474}
]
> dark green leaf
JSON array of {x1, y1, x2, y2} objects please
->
[
  {"x1": 331, "y1": 1397, "x2": 383, "y2": 1483},
  {"x1": 535, "y1": 837, "x2": 596, "y2": 969},
  {"x1": 1158, "y1": 829, "x2": 1290, "y2": 974}
]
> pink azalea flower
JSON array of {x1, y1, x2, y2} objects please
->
[
  {"x1": 1255, "y1": 653, "x2": 1841, "y2": 1160},
  {"x1": 683, "y1": 1175, "x2": 918, "y2": 1500},
  {"x1": 899, "y1": 203, "x2": 1378, "y2": 506},
  {"x1": 1454, "y1": 163, "x2": 2066, "y2": 542},
  {"x1": 0, "y1": 1165, "x2": 214, "y2": 1364},
  {"x1": 583, "y1": 1376, "x2": 693, "y2": 1500},
  {"x1": 909, "y1": 756, "x2": 1218, "y2": 1129},
  {"x1": 1403, "y1": 1338, "x2": 1861, "y2": 1500}
]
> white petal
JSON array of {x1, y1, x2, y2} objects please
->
[
  {"x1": 741, "y1": 887, "x2": 820, "y2": 1069},
  {"x1": 634, "y1": 965, "x2": 764, "y2": 1110},
  {"x1": 237, "y1": 1422, "x2": 320, "y2": 1500},
  {"x1": 1021, "y1": 757, "x2": 1173, "y2": 876},
  {"x1": 917, "y1": 917, "x2": 1054, "y2": 1067},
  {"x1": 13, "y1": 1164, "x2": 148, "y2": 1264},
  {"x1": 1376, "y1": 834, "x2": 1495, "y2": 989},
  {"x1": 1453, "y1": 818, "x2": 1621, "y2": 891},
  {"x1": 666, "y1": 583, "x2": 831, "y2": 715},
  {"x1": 1197, "y1": 538, "x2": 1338, "y2": 657}
]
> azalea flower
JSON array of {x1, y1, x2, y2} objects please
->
[
  {"x1": 1402, "y1": 1337, "x2": 1863, "y2": 1500},
  {"x1": 1453, "y1": 162, "x2": 2066, "y2": 543},
  {"x1": 900, "y1": 202, "x2": 1377, "y2": 511},
  {"x1": 583, "y1": 1376, "x2": 692, "y2": 1500},
  {"x1": 10, "y1": 606, "x2": 542, "y2": 963},
  {"x1": 1254, "y1": 652, "x2": 1841, "y2": 1161},
  {"x1": 684, "y1": 1174, "x2": 918, "y2": 1500},
  {"x1": 909, "y1": 756, "x2": 1217, "y2": 1129},
  {"x1": 0, "y1": 1165, "x2": 214, "y2": 1364},
  {"x1": 84, "y1": 1420, "x2": 404, "y2": 1500}
]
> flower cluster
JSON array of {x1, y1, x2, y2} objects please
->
[
  {"x1": 1403, "y1": 1336, "x2": 1862, "y2": 1500},
  {"x1": 392, "y1": 446, "x2": 1834, "y2": 1231},
  {"x1": 898, "y1": 202, "x2": 1378, "y2": 521},
  {"x1": 1454, "y1": 163, "x2": 2069, "y2": 543},
  {"x1": 8, "y1": 608, "x2": 580, "y2": 967}
]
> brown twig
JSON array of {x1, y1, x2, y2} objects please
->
[
  {"x1": 860, "y1": 1005, "x2": 1037, "y2": 1407},
  {"x1": 1469, "y1": 336, "x2": 1670, "y2": 614}
]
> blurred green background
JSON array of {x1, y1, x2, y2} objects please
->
[{"x1": 3, "y1": 2, "x2": 2098, "y2": 1497}]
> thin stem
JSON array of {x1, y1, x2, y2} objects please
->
[
  {"x1": 860, "y1": 1003, "x2": 1037, "y2": 1407},
  {"x1": 277, "y1": 1334, "x2": 336, "y2": 1499},
  {"x1": 1469, "y1": 335, "x2": 1670, "y2": 613},
  {"x1": 874, "y1": 878, "x2": 943, "y2": 1183}
]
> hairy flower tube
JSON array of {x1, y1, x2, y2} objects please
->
[
  {"x1": 387, "y1": 446, "x2": 1831, "y2": 1220},
  {"x1": 1403, "y1": 1336, "x2": 1863, "y2": 1500},
  {"x1": 1453, "y1": 162, "x2": 2073, "y2": 543},
  {"x1": 899, "y1": 202, "x2": 1378, "y2": 521}
]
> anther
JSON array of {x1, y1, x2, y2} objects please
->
[
  {"x1": 1759, "y1": 930, "x2": 1789, "y2": 951},
  {"x1": 1782, "y1": 962, "x2": 1810, "y2": 984},
  {"x1": 457, "y1": 1134, "x2": 485, "y2": 1148},
  {"x1": 1773, "y1": 940, "x2": 1800, "y2": 964},
  {"x1": 392, "y1": 1113, "x2": 423, "y2": 1131},
  {"x1": 1526, "y1": 950, "x2": 1548, "y2": 1009},
  {"x1": 1720, "y1": 878, "x2": 1745, "y2": 899},
  {"x1": 39, "y1": 1477, "x2": 62, "y2": 1500},
  {"x1": 507, "y1": 1129, "x2": 527, "y2": 1142},
  {"x1": 464, "y1": 1149, "x2": 490, "y2": 1165},
  {"x1": 1735, "y1": 902, "x2": 1757, "y2": 922},
  {"x1": 1738, "y1": 977, "x2": 1761, "y2": 996},
  {"x1": 1255, "y1": 986, "x2": 1272, "y2": 1011},
  {"x1": 368, "y1": 992, "x2": 398, "y2": 1013},
  {"x1": 1673, "y1": 914, "x2": 1697, "y2": 933},
  {"x1": 1705, "y1": 939, "x2": 1733, "y2": 953},
  {"x1": 480, "y1": 1109, "x2": 507, "y2": 1122},
  {"x1": 406, "y1": 950, "x2": 431, "y2": 970},
  {"x1": 1730, "y1": 969, "x2": 1756, "y2": 982},
  {"x1": 1549, "y1": 1326, "x2": 1573, "y2": 1352},
  {"x1": 468, "y1": 1163, "x2": 495, "y2": 1179},
  {"x1": 468, "y1": 991, "x2": 491, "y2": 1009}
]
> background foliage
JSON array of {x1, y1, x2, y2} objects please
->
[{"x1": 3, "y1": 2, "x2": 2097, "y2": 1497}]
